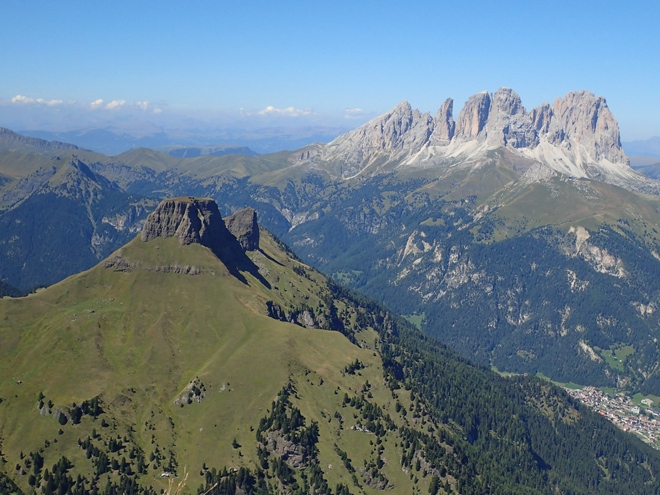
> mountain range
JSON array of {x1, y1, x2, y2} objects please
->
[
  {"x1": 290, "y1": 88, "x2": 653, "y2": 193},
  {"x1": 3, "y1": 87, "x2": 660, "y2": 396},
  {"x1": 624, "y1": 136, "x2": 660, "y2": 159},
  {"x1": 18, "y1": 125, "x2": 348, "y2": 155}
]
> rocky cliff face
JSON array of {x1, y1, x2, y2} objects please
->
[
  {"x1": 224, "y1": 207, "x2": 259, "y2": 251},
  {"x1": 141, "y1": 198, "x2": 263, "y2": 269},
  {"x1": 551, "y1": 90, "x2": 627, "y2": 164},
  {"x1": 321, "y1": 101, "x2": 433, "y2": 175},
  {"x1": 430, "y1": 98, "x2": 455, "y2": 144},
  {"x1": 455, "y1": 91, "x2": 491, "y2": 139},
  {"x1": 452, "y1": 87, "x2": 628, "y2": 161},
  {"x1": 141, "y1": 197, "x2": 237, "y2": 254},
  {"x1": 312, "y1": 88, "x2": 644, "y2": 190}
]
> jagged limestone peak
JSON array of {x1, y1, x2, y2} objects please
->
[
  {"x1": 455, "y1": 91, "x2": 491, "y2": 139},
  {"x1": 430, "y1": 98, "x2": 455, "y2": 144}
]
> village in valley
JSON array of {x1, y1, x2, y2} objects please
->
[{"x1": 566, "y1": 386, "x2": 660, "y2": 449}]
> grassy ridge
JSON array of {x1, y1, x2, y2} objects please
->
[{"x1": 0, "y1": 232, "x2": 430, "y2": 494}]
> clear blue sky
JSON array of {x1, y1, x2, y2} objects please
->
[{"x1": 1, "y1": 0, "x2": 659, "y2": 139}]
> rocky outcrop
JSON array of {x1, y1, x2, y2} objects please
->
[
  {"x1": 484, "y1": 87, "x2": 539, "y2": 148},
  {"x1": 430, "y1": 98, "x2": 455, "y2": 144},
  {"x1": 261, "y1": 431, "x2": 307, "y2": 468},
  {"x1": 141, "y1": 197, "x2": 234, "y2": 252},
  {"x1": 552, "y1": 90, "x2": 627, "y2": 164},
  {"x1": 224, "y1": 207, "x2": 259, "y2": 251},
  {"x1": 173, "y1": 379, "x2": 207, "y2": 406},
  {"x1": 530, "y1": 102, "x2": 565, "y2": 144},
  {"x1": 103, "y1": 252, "x2": 207, "y2": 275},
  {"x1": 455, "y1": 91, "x2": 491, "y2": 139},
  {"x1": 139, "y1": 198, "x2": 267, "y2": 282}
]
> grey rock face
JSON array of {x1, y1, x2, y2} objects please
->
[
  {"x1": 141, "y1": 197, "x2": 235, "y2": 254},
  {"x1": 530, "y1": 103, "x2": 565, "y2": 144},
  {"x1": 551, "y1": 90, "x2": 628, "y2": 164},
  {"x1": 491, "y1": 87, "x2": 524, "y2": 116},
  {"x1": 323, "y1": 100, "x2": 433, "y2": 172},
  {"x1": 430, "y1": 98, "x2": 455, "y2": 144},
  {"x1": 224, "y1": 207, "x2": 260, "y2": 251},
  {"x1": 455, "y1": 91, "x2": 491, "y2": 139},
  {"x1": 485, "y1": 88, "x2": 539, "y2": 148}
]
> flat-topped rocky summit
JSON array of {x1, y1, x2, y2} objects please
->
[{"x1": 141, "y1": 197, "x2": 260, "y2": 255}]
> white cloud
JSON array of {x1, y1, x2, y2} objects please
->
[
  {"x1": 7, "y1": 95, "x2": 166, "y2": 115},
  {"x1": 11, "y1": 95, "x2": 63, "y2": 106},
  {"x1": 255, "y1": 105, "x2": 315, "y2": 117},
  {"x1": 105, "y1": 100, "x2": 126, "y2": 110},
  {"x1": 133, "y1": 100, "x2": 164, "y2": 113},
  {"x1": 344, "y1": 108, "x2": 369, "y2": 119}
]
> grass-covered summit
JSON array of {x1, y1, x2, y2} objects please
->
[{"x1": 0, "y1": 198, "x2": 659, "y2": 495}]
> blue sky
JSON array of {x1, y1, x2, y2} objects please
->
[{"x1": 1, "y1": 0, "x2": 659, "y2": 140}]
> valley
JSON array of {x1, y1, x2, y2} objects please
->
[{"x1": 566, "y1": 386, "x2": 660, "y2": 448}]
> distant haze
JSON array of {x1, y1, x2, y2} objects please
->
[
  {"x1": 18, "y1": 125, "x2": 349, "y2": 155},
  {"x1": 623, "y1": 137, "x2": 660, "y2": 159}
]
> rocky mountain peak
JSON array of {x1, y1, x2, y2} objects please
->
[
  {"x1": 430, "y1": 98, "x2": 455, "y2": 144},
  {"x1": 455, "y1": 91, "x2": 491, "y2": 139},
  {"x1": 373, "y1": 100, "x2": 432, "y2": 150},
  {"x1": 492, "y1": 87, "x2": 524, "y2": 116},
  {"x1": 484, "y1": 88, "x2": 538, "y2": 148},
  {"x1": 224, "y1": 207, "x2": 260, "y2": 251},
  {"x1": 551, "y1": 90, "x2": 627, "y2": 164},
  {"x1": 322, "y1": 99, "x2": 433, "y2": 175},
  {"x1": 392, "y1": 99, "x2": 412, "y2": 113},
  {"x1": 141, "y1": 197, "x2": 235, "y2": 252}
]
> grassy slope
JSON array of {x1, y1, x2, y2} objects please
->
[
  {"x1": 400, "y1": 160, "x2": 660, "y2": 244},
  {"x1": 0, "y1": 232, "x2": 429, "y2": 494}
]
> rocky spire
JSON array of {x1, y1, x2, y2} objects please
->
[
  {"x1": 529, "y1": 102, "x2": 565, "y2": 145},
  {"x1": 491, "y1": 87, "x2": 524, "y2": 116},
  {"x1": 485, "y1": 88, "x2": 538, "y2": 148},
  {"x1": 455, "y1": 91, "x2": 491, "y2": 139},
  {"x1": 430, "y1": 98, "x2": 455, "y2": 144},
  {"x1": 224, "y1": 207, "x2": 260, "y2": 251}
]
